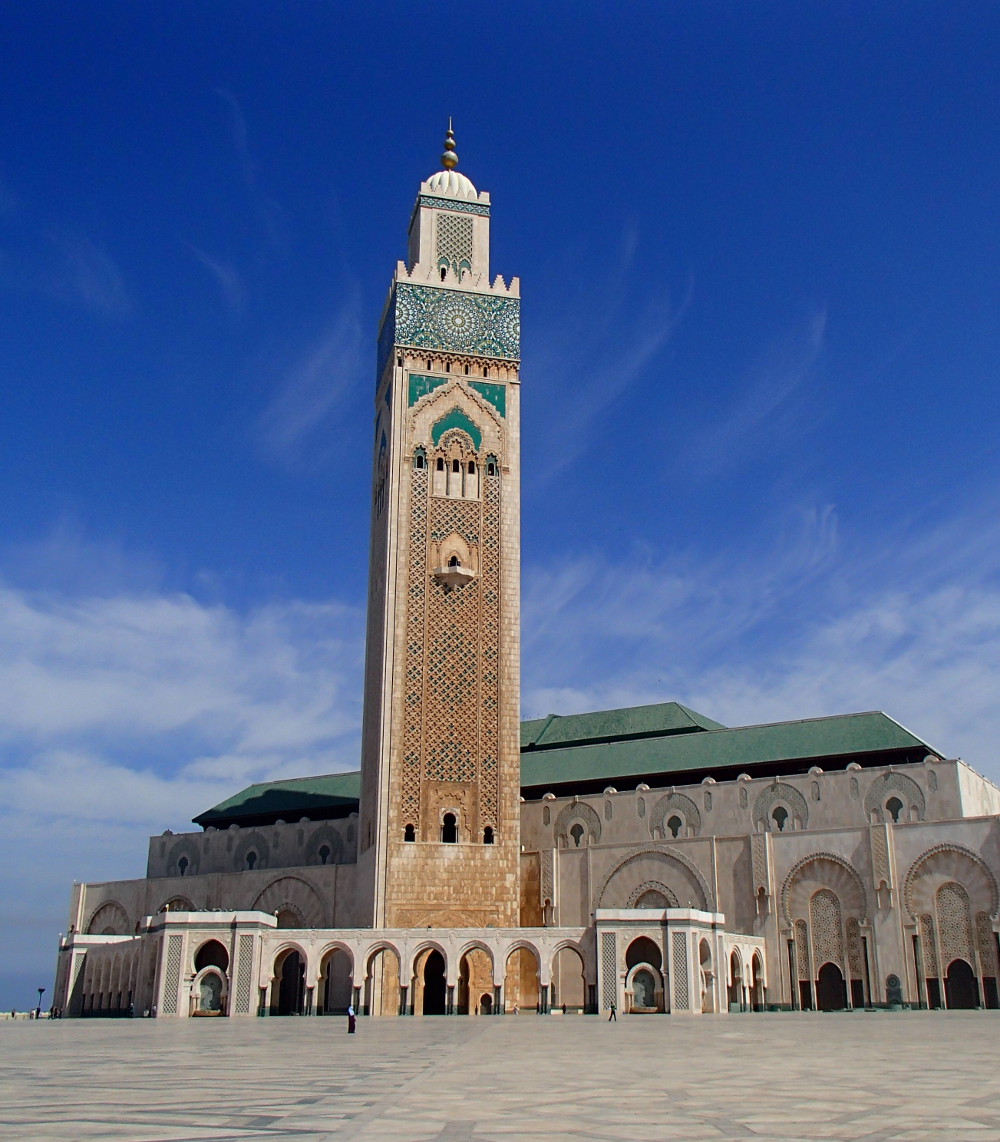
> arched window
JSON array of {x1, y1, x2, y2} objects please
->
[
  {"x1": 436, "y1": 457, "x2": 444, "y2": 472},
  {"x1": 771, "y1": 806, "x2": 789, "y2": 832},
  {"x1": 318, "y1": 844, "x2": 331, "y2": 865},
  {"x1": 194, "y1": 939, "x2": 229, "y2": 973},
  {"x1": 486, "y1": 454, "x2": 498, "y2": 477},
  {"x1": 178, "y1": 856, "x2": 188, "y2": 877},
  {"x1": 468, "y1": 460, "x2": 476, "y2": 474},
  {"x1": 666, "y1": 815, "x2": 682, "y2": 838},
  {"x1": 414, "y1": 447, "x2": 426, "y2": 470},
  {"x1": 442, "y1": 814, "x2": 458, "y2": 843},
  {"x1": 404, "y1": 824, "x2": 415, "y2": 842},
  {"x1": 448, "y1": 555, "x2": 461, "y2": 567},
  {"x1": 569, "y1": 823, "x2": 585, "y2": 848},
  {"x1": 886, "y1": 796, "x2": 903, "y2": 823},
  {"x1": 245, "y1": 851, "x2": 257, "y2": 870},
  {"x1": 440, "y1": 267, "x2": 447, "y2": 281},
  {"x1": 452, "y1": 458, "x2": 460, "y2": 473},
  {"x1": 464, "y1": 365, "x2": 470, "y2": 375},
  {"x1": 483, "y1": 826, "x2": 494, "y2": 844}
]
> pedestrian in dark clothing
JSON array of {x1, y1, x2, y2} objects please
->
[
  {"x1": 608, "y1": 1001, "x2": 617, "y2": 1021},
  {"x1": 347, "y1": 1004, "x2": 357, "y2": 1034}
]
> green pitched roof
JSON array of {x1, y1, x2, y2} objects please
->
[
  {"x1": 192, "y1": 770, "x2": 361, "y2": 827},
  {"x1": 519, "y1": 711, "x2": 937, "y2": 793},
  {"x1": 521, "y1": 701, "x2": 725, "y2": 750},
  {"x1": 193, "y1": 708, "x2": 939, "y2": 826}
]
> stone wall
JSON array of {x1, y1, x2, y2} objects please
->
[{"x1": 146, "y1": 815, "x2": 358, "y2": 879}]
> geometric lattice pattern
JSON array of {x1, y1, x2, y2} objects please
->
[
  {"x1": 426, "y1": 498, "x2": 482, "y2": 785},
  {"x1": 402, "y1": 448, "x2": 502, "y2": 827},
  {"x1": 161, "y1": 935, "x2": 183, "y2": 1016},
  {"x1": 865, "y1": 770, "x2": 926, "y2": 823},
  {"x1": 650, "y1": 792, "x2": 701, "y2": 838},
  {"x1": 600, "y1": 932, "x2": 617, "y2": 1010},
  {"x1": 753, "y1": 782, "x2": 809, "y2": 830},
  {"x1": 478, "y1": 467, "x2": 501, "y2": 826},
  {"x1": 751, "y1": 832, "x2": 768, "y2": 895},
  {"x1": 671, "y1": 932, "x2": 689, "y2": 1010},
  {"x1": 937, "y1": 881, "x2": 974, "y2": 967},
  {"x1": 795, "y1": 919, "x2": 810, "y2": 980},
  {"x1": 847, "y1": 917, "x2": 864, "y2": 979},
  {"x1": 436, "y1": 213, "x2": 473, "y2": 275},
  {"x1": 810, "y1": 888, "x2": 844, "y2": 968},
  {"x1": 401, "y1": 467, "x2": 429, "y2": 824},
  {"x1": 540, "y1": 849, "x2": 554, "y2": 906},
  {"x1": 920, "y1": 914, "x2": 938, "y2": 975},
  {"x1": 430, "y1": 493, "x2": 480, "y2": 545},
  {"x1": 395, "y1": 284, "x2": 520, "y2": 360},
  {"x1": 977, "y1": 912, "x2": 997, "y2": 976},
  {"x1": 871, "y1": 825, "x2": 891, "y2": 887},
  {"x1": 418, "y1": 193, "x2": 491, "y2": 217},
  {"x1": 234, "y1": 934, "x2": 254, "y2": 1015}
]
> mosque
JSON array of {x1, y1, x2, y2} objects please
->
[{"x1": 54, "y1": 130, "x2": 1000, "y2": 1021}]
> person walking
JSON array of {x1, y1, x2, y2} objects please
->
[
  {"x1": 608, "y1": 1000, "x2": 617, "y2": 1022},
  {"x1": 347, "y1": 1004, "x2": 357, "y2": 1034}
]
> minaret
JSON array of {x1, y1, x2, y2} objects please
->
[{"x1": 358, "y1": 127, "x2": 521, "y2": 929}]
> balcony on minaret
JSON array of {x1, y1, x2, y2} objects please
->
[
  {"x1": 432, "y1": 555, "x2": 476, "y2": 590},
  {"x1": 431, "y1": 533, "x2": 478, "y2": 589}
]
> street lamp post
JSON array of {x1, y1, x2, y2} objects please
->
[{"x1": 36, "y1": 987, "x2": 45, "y2": 1019}]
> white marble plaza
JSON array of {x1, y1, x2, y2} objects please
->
[{"x1": 2, "y1": 1012, "x2": 1000, "y2": 1140}]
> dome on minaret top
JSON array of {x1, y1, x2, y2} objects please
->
[{"x1": 424, "y1": 122, "x2": 478, "y2": 200}]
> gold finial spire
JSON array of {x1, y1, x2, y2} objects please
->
[{"x1": 441, "y1": 119, "x2": 458, "y2": 170}]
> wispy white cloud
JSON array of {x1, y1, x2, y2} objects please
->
[
  {"x1": 0, "y1": 563, "x2": 365, "y2": 996},
  {"x1": 529, "y1": 224, "x2": 690, "y2": 480},
  {"x1": 184, "y1": 241, "x2": 248, "y2": 315},
  {"x1": 5, "y1": 486, "x2": 1000, "y2": 1002},
  {"x1": 51, "y1": 233, "x2": 133, "y2": 316},
  {"x1": 255, "y1": 299, "x2": 364, "y2": 467},
  {"x1": 0, "y1": 223, "x2": 133, "y2": 316},
  {"x1": 216, "y1": 88, "x2": 287, "y2": 255},
  {"x1": 523, "y1": 494, "x2": 1000, "y2": 779},
  {"x1": 2, "y1": 520, "x2": 166, "y2": 596},
  {"x1": 0, "y1": 582, "x2": 363, "y2": 769},
  {"x1": 682, "y1": 308, "x2": 827, "y2": 476}
]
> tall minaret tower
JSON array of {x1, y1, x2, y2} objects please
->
[{"x1": 358, "y1": 127, "x2": 521, "y2": 929}]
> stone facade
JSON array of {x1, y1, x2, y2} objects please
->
[
  {"x1": 357, "y1": 152, "x2": 521, "y2": 929},
  {"x1": 52, "y1": 136, "x2": 1000, "y2": 1023}
]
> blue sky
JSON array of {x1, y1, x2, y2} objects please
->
[{"x1": 1, "y1": 2, "x2": 999, "y2": 1008}]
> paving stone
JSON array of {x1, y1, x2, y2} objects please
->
[{"x1": 2, "y1": 1012, "x2": 1000, "y2": 1140}]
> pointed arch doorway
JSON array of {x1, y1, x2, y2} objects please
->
[
  {"x1": 423, "y1": 950, "x2": 447, "y2": 1015},
  {"x1": 816, "y1": 962, "x2": 847, "y2": 1011},
  {"x1": 945, "y1": 959, "x2": 979, "y2": 1009}
]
